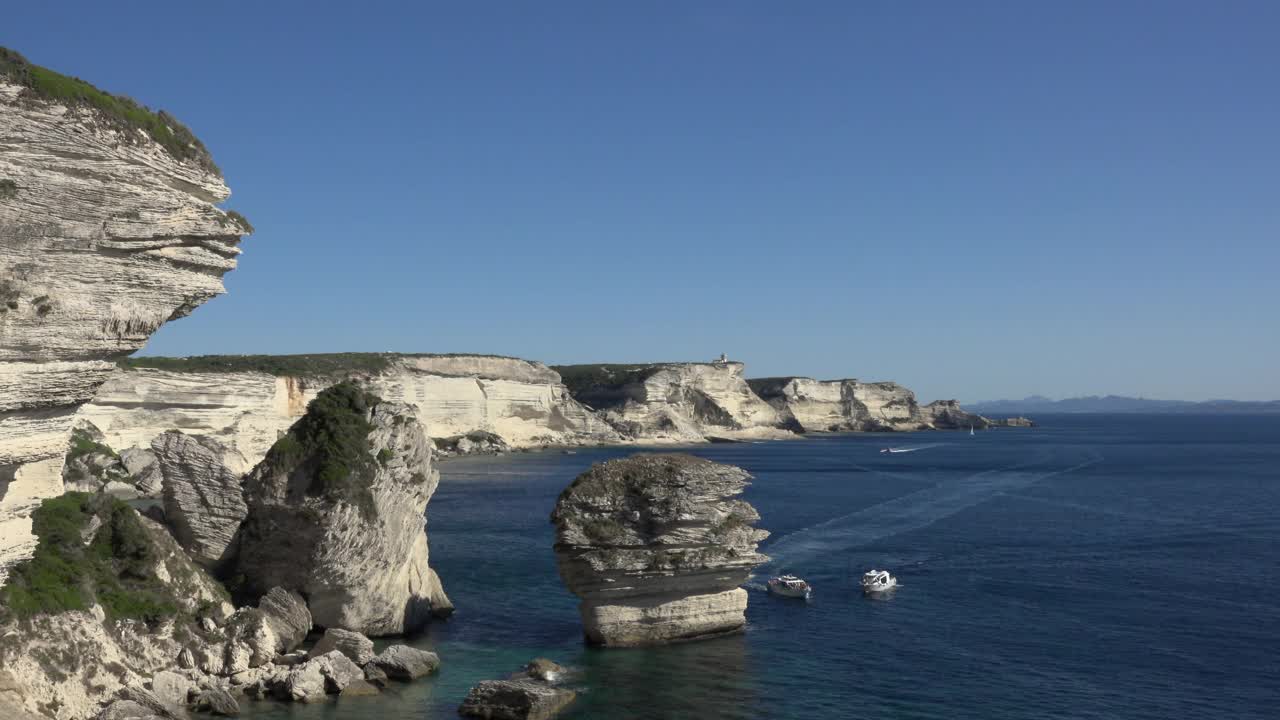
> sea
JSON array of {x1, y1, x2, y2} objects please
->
[{"x1": 245, "y1": 414, "x2": 1280, "y2": 719}]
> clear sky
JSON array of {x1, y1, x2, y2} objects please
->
[{"x1": 4, "y1": 2, "x2": 1277, "y2": 402}]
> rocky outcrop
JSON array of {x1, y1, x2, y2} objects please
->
[
  {"x1": 76, "y1": 354, "x2": 621, "y2": 479},
  {"x1": 551, "y1": 454, "x2": 768, "y2": 647},
  {"x1": 0, "y1": 48, "x2": 249, "y2": 583},
  {"x1": 233, "y1": 382, "x2": 451, "y2": 635},
  {"x1": 0, "y1": 494, "x2": 234, "y2": 720},
  {"x1": 459, "y1": 656, "x2": 575, "y2": 720},
  {"x1": 60, "y1": 422, "x2": 131, "y2": 494},
  {"x1": 554, "y1": 361, "x2": 791, "y2": 442},
  {"x1": 991, "y1": 416, "x2": 1035, "y2": 427},
  {"x1": 460, "y1": 681, "x2": 575, "y2": 720},
  {"x1": 152, "y1": 431, "x2": 248, "y2": 569},
  {"x1": 918, "y1": 399, "x2": 991, "y2": 430},
  {"x1": 749, "y1": 377, "x2": 990, "y2": 432}
]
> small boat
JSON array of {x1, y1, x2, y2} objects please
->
[
  {"x1": 861, "y1": 569, "x2": 897, "y2": 594},
  {"x1": 767, "y1": 574, "x2": 812, "y2": 600},
  {"x1": 880, "y1": 447, "x2": 909, "y2": 454},
  {"x1": 969, "y1": 425, "x2": 975, "y2": 436}
]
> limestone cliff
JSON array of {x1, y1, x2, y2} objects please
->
[
  {"x1": 551, "y1": 454, "x2": 768, "y2": 647},
  {"x1": 77, "y1": 353, "x2": 620, "y2": 476},
  {"x1": 233, "y1": 382, "x2": 451, "y2": 635},
  {"x1": 748, "y1": 377, "x2": 989, "y2": 432},
  {"x1": 554, "y1": 361, "x2": 792, "y2": 442},
  {"x1": 0, "y1": 49, "x2": 249, "y2": 583}
]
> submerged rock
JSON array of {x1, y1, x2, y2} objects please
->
[
  {"x1": 153, "y1": 431, "x2": 249, "y2": 569},
  {"x1": 551, "y1": 454, "x2": 769, "y2": 647},
  {"x1": 459, "y1": 680, "x2": 576, "y2": 720},
  {"x1": 233, "y1": 382, "x2": 452, "y2": 635}
]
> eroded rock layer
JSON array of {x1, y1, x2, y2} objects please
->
[
  {"x1": 0, "y1": 51, "x2": 248, "y2": 583},
  {"x1": 748, "y1": 377, "x2": 990, "y2": 432},
  {"x1": 554, "y1": 361, "x2": 792, "y2": 442},
  {"x1": 551, "y1": 454, "x2": 768, "y2": 647},
  {"x1": 77, "y1": 354, "x2": 621, "y2": 474}
]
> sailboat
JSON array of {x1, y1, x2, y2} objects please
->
[{"x1": 969, "y1": 425, "x2": 974, "y2": 436}]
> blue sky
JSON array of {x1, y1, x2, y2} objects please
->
[{"x1": 4, "y1": 2, "x2": 1277, "y2": 402}]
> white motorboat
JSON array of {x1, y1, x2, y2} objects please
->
[
  {"x1": 767, "y1": 574, "x2": 812, "y2": 600},
  {"x1": 861, "y1": 569, "x2": 897, "y2": 594}
]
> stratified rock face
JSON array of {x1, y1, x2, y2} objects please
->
[
  {"x1": 0, "y1": 50, "x2": 248, "y2": 583},
  {"x1": 919, "y1": 400, "x2": 991, "y2": 430},
  {"x1": 234, "y1": 383, "x2": 451, "y2": 635},
  {"x1": 77, "y1": 354, "x2": 621, "y2": 475},
  {"x1": 555, "y1": 361, "x2": 790, "y2": 442},
  {"x1": 551, "y1": 454, "x2": 768, "y2": 647},
  {"x1": 749, "y1": 377, "x2": 972, "y2": 432},
  {"x1": 152, "y1": 430, "x2": 249, "y2": 569}
]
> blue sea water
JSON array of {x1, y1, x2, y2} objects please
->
[{"x1": 247, "y1": 415, "x2": 1280, "y2": 719}]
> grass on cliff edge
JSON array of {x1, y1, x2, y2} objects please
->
[
  {"x1": 118, "y1": 352, "x2": 525, "y2": 377},
  {"x1": 551, "y1": 364, "x2": 668, "y2": 397},
  {"x1": 0, "y1": 47, "x2": 217, "y2": 174},
  {"x1": 0, "y1": 493, "x2": 178, "y2": 623},
  {"x1": 259, "y1": 380, "x2": 383, "y2": 519}
]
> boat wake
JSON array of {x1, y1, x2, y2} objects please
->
[
  {"x1": 879, "y1": 442, "x2": 946, "y2": 454},
  {"x1": 762, "y1": 452, "x2": 1103, "y2": 569}
]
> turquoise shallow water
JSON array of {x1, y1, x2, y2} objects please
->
[{"x1": 245, "y1": 415, "x2": 1280, "y2": 719}]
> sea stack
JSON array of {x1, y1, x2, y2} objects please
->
[
  {"x1": 551, "y1": 454, "x2": 768, "y2": 646},
  {"x1": 234, "y1": 381, "x2": 452, "y2": 635}
]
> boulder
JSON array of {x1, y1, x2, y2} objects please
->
[
  {"x1": 118, "y1": 685, "x2": 185, "y2": 718},
  {"x1": 233, "y1": 383, "x2": 452, "y2": 635},
  {"x1": 307, "y1": 627, "x2": 375, "y2": 665},
  {"x1": 220, "y1": 609, "x2": 278, "y2": 672},
  {"x1": 339, "y1": 679, "x2": 381, "y2": 697},
  {"x1": 256, "y1": 587, "x2": 312, "y2": 653},
  {"x1": 275, "y1": 662, "x2": 327, "y2": 704},
  {"x1": 149, "y1": 671, "x2": 192, "y2": 713},
  {"x1": 459, "y1": 680, "x2": 576, "y2": 720},
  {"x1": 523, "y1": 658, "x2": 566, "y2": 683},
  {"x1": 153, "y1": 431, "x2": 249, "y2": 569},
  {"x1": 369, "y1": 645, "x2": 441, "y2": 681},
  {"x1": 362, "y1": 663, "x2": 389, "y2": 688},
  {"x1": 97, "y1": 700, "x2": 168, "y2": 720},
  {"x1": 551, "y1": 454, "x2": 769, "y2": 646},
  {"x1": 194, "y1": 686, "x2": 239, "y2": 716},
  {"x1": 121, "y1": 447, "x2": 164, "y2": 496}
]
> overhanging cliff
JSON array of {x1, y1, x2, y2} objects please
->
[{"x1": 0, "y1": 48, "x2": 249, "y2": 581}]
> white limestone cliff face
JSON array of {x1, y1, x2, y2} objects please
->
[
  {"x1": 0, "y1": 70, "x2": 247, "y2": 583},
  {"x1": 748, "y1": 377, "x2": 991, "y2": 432},
  {"x1": 77, "y1": 354, "x2": 621, "y2": 476},
  {"x1": 556, "y1": 361, "x2": 793, "y2": 442}
]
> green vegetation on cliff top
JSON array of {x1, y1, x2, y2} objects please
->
[
  {"x1": 260, "y1": 381, "x2": 383, "y2": 519},
  {"x1": 551, "y1": 364, "x2": 667, "y2": 396},
  {"x1": 0, "y1": 47, "x2": 217, "y2": 173},
  {"x1": 119, "y1": 352, "x2": 522, "y2": 377},
  {"x1": 0, "y1": 493, "x2": 178, "y2": 623}
]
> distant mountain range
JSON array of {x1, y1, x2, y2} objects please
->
[{"x1": 968, "y1": 395, "x2": 1280, "y2": 415}]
